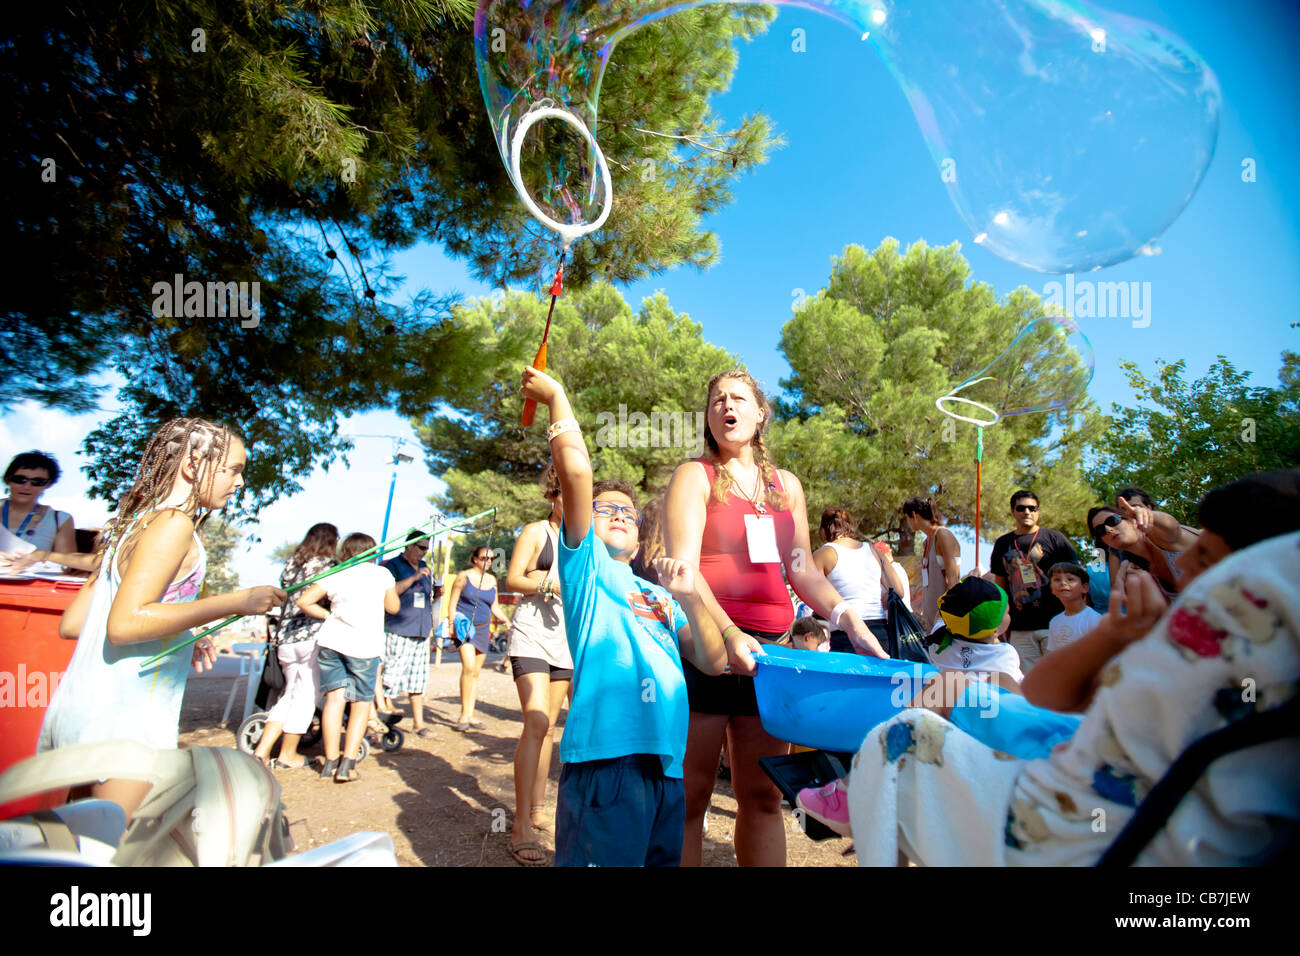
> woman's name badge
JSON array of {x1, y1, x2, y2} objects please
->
[
  {"x1": 413, "y1": 590, "x2": 426, "y2": 609},
  {"x1": 744, "y1": 514, "x2": 781, "y2": 564}
]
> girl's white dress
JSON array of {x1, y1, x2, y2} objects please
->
[{"x1": 39, "y1": 523, "x2": 206, "y2": 752}]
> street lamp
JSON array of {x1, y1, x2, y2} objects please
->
[{"x1": 380, "y1": 451, "x2": 415, "y2": 544}]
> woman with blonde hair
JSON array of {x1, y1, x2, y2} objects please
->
[{"x1": 664, "y1": 369, "x2": 887, "y2": 867}]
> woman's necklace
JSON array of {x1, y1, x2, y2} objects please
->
[{"x1": 728, "y1": 462, "x2": 767, "y2": 515}]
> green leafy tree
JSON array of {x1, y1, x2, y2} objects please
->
[
  {"x1": 199, "y1": 517, "x2": 243, "y2": 595},
  {"x1": 1086, "y1": 353, "x2": 1300, "y2": 523},
  {"x1": 4, "y1": 1, "x2": 778, "y2": 516},
  {"x1": 414, "y1": 282, "x2": 739, "y2": 532},
  {"x1": 771, "y1": 239, "x2": 1103, "y2": 555}
]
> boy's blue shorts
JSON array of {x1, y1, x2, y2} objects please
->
[
  {"x1": 317, "y1": 648, "x2": 379, "y2": 703},
  {"x1": 555, "y1": 754, "x2": 685, "y2": 867}
]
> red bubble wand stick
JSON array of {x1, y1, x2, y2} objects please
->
[{"x1": 520, "y1": 249, "x2": 565, "y2": 427}]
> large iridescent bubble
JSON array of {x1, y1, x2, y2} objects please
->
[
  {"x1": 475, "y1": 0, "x2": 1219, "y2": 271},
  {"x1": 935, "y1": 314, "x2": 1095, "y2": 425}
]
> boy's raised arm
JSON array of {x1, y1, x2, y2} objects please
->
[{"x1": 521, "y1": 367, "x2": 591, "y2": 548}]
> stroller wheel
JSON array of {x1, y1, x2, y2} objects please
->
[
  {"x1": 381, "y1": 728, "x2": 405, "y2": 752},
  {"x1": 237, "y1": 712, "x2": 268, "y2": 755},
  {"x1": 356, "y1": 735, "x2": 370, "y2": 765}
]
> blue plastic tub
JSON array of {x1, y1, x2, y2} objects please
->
[{"x1": 752, "y1": 646, "x2": 938, "y2": 753}]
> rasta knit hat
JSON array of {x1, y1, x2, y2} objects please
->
[{"x1": 938, "y1": 577, "x2": 1009, "y2": 642}]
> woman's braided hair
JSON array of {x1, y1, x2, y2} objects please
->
[
  {"x1": 95, "y1": 418, "x2": 239, "y2": 577},
  {"x1": 702, "y1": 369, "x2": 787, "y2": 511}
]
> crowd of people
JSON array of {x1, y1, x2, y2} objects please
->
[{"x1": 5, "y1": 369, "x2": 1298, "y2": 866}]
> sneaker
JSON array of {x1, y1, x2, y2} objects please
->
[{"x1": 795, "y1": 778, "x2": 852, "y2": 837}]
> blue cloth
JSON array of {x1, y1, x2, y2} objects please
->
[
  {"x1": 557, "y1": 521, "x2": 689, "y2": 777},
  {"x1": 381, "y1": 555, "x2": 434, "y2": 637},
  {"x1": 948, "y1": 683, "x2": 1084, "y2": 759},
  {"x1": 555, "y1": 754, "x2": 685, "y2": 867}
]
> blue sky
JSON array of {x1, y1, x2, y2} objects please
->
[{"x1": 4, "y1": 0, "x2": 1297, "y2": 586}]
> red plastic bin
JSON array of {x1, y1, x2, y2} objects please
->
[{"x1": 0, "y1": 578, "x2": 82, "y2": 818}]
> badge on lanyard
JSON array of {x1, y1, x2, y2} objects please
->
[
  {"x1": 744, "y1": 513, "x2": 781, "y2": 564},
  {"x1": 412, "y1": 589, "x2": 426, "y2": 609}
]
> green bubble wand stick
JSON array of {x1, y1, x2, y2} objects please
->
[{"x1": 138, "y1": 508, "x2": 498, "y2": 669}]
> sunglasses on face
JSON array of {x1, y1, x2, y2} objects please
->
[
  {"x1": 592, "y1": 502, "x2": 643, "y2": 525},
  {"x1": 8, "y1": 476, "x2": 50, "y2": 487},
  {"x1": 1013, "y1": 504, "x2": 1039, "y2": 513},
  {"x1": 1091, "y1": 513, "x2": 1125, "y2": 539}
]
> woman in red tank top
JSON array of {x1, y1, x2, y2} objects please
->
[{"x1": 664, "y1": 369, "x2": 887, "y2": 867}]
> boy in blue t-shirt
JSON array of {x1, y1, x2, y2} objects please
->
[{"x1": 521, "y1": 366, "x2": 729, "y2": 867}]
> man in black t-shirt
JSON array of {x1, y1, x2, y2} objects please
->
[{"x1": 989, "y1": 489, "x2": 1078, "y2": 673}]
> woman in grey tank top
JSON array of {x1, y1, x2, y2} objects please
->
[{"x1": 504, "y1": 467, "x2": 572, "y2": 865}]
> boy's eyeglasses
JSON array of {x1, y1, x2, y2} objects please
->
[
  {"x1": 1013, "y1": 504, "x2": 1038, "y2": 513},
  {"x1": 1092, "y1": 513, "x2": 1124, "y2": 540},
  {"x1": 593, "y1": 502, "x2": 643, "y2": 525},
  {"x1": 8, "y1": 476, "x2": 50, "y2": 487}
]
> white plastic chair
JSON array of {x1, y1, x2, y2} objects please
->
[{"x1": 220, "y1": 642, "x2": 266, "y2": 728}]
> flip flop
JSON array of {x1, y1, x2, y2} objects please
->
[
  {"x1": 414, "y1": 727, "x2": 436, "y2": 738},
  {"x1": 508, "y1": 840, "x2": 547, "y2": 867},
  {"x1": 271, "y1": 758, "x2": 311, "y2": 771}
]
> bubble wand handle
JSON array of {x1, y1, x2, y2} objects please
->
[{"x1": 521, "y1": 252, "x2": 565, "y2": 427}]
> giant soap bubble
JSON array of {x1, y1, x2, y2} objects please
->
[
  {"x1": 475, "y1": 0, "x2": 1219, "y2": 271},
  {"x1": 935, "y1": 314, "x2": 1096, "y2": 425}
]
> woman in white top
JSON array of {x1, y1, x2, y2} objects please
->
[
  {"x1": 813, "y1": 507, "x2": 910, "y2": 654},
  {"x1": 0, "y1": 451, "x2": 95, "y2": 572},
  {"x1": 902, "y1": 496, "x2": 961, "y2": 631},
  {"x1": 296, "y1": 532, "x2": 400, "y2": 783}
]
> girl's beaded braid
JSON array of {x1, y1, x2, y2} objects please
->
[{"x1": 92, "y1": 418, "x2": 238, "y2": 580}]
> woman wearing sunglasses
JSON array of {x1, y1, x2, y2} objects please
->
[
  {"x1": 0, "y1": 451, "x2": 95, "y2": 572},
  {"x1": 446, "y1": 545, "x2": 511, "y2": 731},
  {"x1": 1087, "y1": 492, "x2": 1199, "y2": 599}
]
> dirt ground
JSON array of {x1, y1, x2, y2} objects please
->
[{"x1": 179, "y1": 646, "x2": 856, "y2": 867}]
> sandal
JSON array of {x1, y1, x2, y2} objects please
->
[
  {"x1": 333, "y1": 757, "x2": 359, "y2": 784},
  {"x1": 454, "y1": 719, "x2": 472, "y2": 732},
  {"x1": 319, "y1": 757, "x2": 339, "y2": 780},
  {"x1": 508, "y1": 840, "x2": 547, "y2": 867},
  {"x1": 271, "y1": 758, "x2": 311, "y2": 771},
  {"x1": 414, "y1": 727, "x2": 436, "y2": 738},
  {"x1": 530, "y1": 809, "x2": 555, "y2": 833}
]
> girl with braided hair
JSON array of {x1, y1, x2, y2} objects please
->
[
  {"x1": 39, "y1": 418, "x2": 286, "y2": 817},
  {"x1": 664, "y1": 369, "x2": 888, "y2": 867}
]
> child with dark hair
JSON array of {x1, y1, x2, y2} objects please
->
[
  {"x1": 520, "y1": 365, "x2": 729, "y2": 867},
  {"x1": 254, "y1": 522, "x2": 339, "y2": 769},
  {"x1": 1046, "y1": 563, "x2": 1101, "y2": 653},
  {"x1": 790, "y1": 615, "x2": 829, "y2": 652},
  {"x1": 296, "y1": 532, "x2": 400, "y2": 783}
]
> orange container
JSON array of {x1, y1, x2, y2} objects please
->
[{"x1": 0, "y1": 578, "x2": 82, "y2": 818}]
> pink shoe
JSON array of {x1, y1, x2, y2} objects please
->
[{"x1": 795, "y1": 778, "x2": 852, "y2": 837}]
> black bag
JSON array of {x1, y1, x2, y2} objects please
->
[
  {"x1": 867, "y1": 543, "x2": 931, "y2": 664},
  {"x1": 254, "y1": 642, "x2": 285, "y2": 710},
  {"x1": 884, "y1": 587, "x2": 931, "y2": 664}
]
